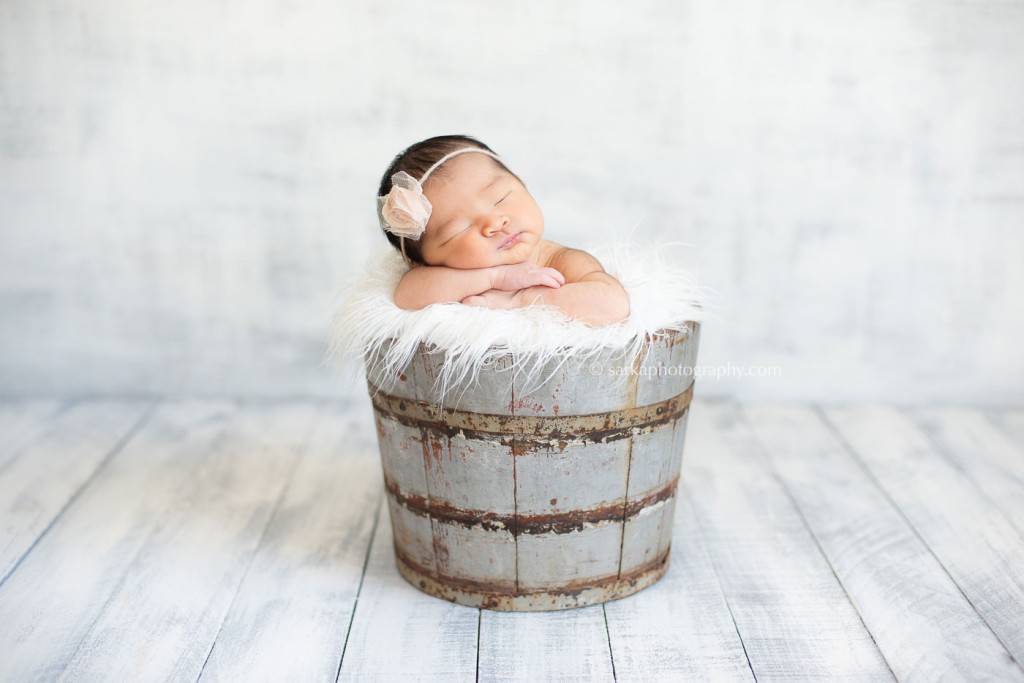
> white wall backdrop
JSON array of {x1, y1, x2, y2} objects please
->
[{"x1": 1, "y1": 0, "x2": 1022, "y2": 404}]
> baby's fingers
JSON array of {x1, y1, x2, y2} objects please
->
[
  {"x1": 539, "y1": 274, "x2": 562, "y2": 288},
  {"x1": 535, "y1": 267, "x2": 565, "y2": 288}
]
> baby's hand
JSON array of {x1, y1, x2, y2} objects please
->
[{"x1": 492, "y1": 262, "x2": 565, "y2": 292}]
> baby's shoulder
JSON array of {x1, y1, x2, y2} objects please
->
[{"x1": 538, "y1": 241, "x2": 607, "y2": 281}]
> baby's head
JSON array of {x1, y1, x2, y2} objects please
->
[{"x1": 377, "y1": 135, "x2": 544, "y2": 268}]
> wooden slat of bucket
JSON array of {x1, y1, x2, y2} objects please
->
[
  {"x1": 619, "y1": 327, "x2": 694, "y2": 577},
  {"x1": 624, "y1": 410, "x2": 686, "y2": 502},
  {"x1": 635, "y1": 325, "x2": 697, "y2": 407},
  {"x1": 683, "y1": 321, "x2": 701, "y2": 372},
  {"x1": 422, "y1": 429, "x2": 517, "y2": 589},
  {"x1": 420, "y1": 348, "x2": 515, "y2": 413},
  {"x1": 370, "y1": 376, "x2": 443, "y2": 580},
  {"x1": 364, "y1": 338, "x2": 416, "y2": 401},
  {"x1": 423, "y1": 432, "x2": 516, "y2": 516},
  {"x1": 662, "y1": 413, "x2": 691, "y2": 554},
  {"x1": 384, "y1": 498, "x2": 436, "y2": 576},
  {"x1": 620, "y1": 418, "x2": 687, "y2": 573},
  {"x1": 513, "y1": 439, "x2": 630, "y2": 517},
  {"x1": 373, "y1": 414, "x2": 428, "y2": 501},
  {"x1": 430, "y1": 522, "x2": 517, "y2": 592},
  {"x1": 516, "y1": 524, "x2": 625, "y2": 592},
  {"x1": 620, "y1": 496, "x2": 676, "y2": 578},
  {"x1": 512, "y1": 345, "x2": 637, "y2": 416}
]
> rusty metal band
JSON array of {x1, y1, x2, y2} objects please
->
[
  {"x1": 384, "y1": 473, "x2": 679, "y2": 536},
  {"x1": 393, "y1": 543, "x2": 671, "y2": 611},
  {"x1": 369, "y1": 382, "x2": 693, "y2": 445}
]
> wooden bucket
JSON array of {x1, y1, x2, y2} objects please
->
[{"x1": 366, "y1": 323, "x2": 700, "y2": 611}]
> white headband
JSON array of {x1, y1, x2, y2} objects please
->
[{"x1": 377, "y1": 148, "x2": 505, "y2": 256}]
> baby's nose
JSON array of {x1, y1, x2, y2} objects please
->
[{"x1": 483, "y1": 213, "x2": 510, "y2": 235}]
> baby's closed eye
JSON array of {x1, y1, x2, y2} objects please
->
[{"x1": 440, "y1": 225, "x2": 471, "y2": 246}]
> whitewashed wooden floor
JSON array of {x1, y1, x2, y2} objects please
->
[{"x1": 1, "y1": 398, "x2": 1023, "y2": 682}]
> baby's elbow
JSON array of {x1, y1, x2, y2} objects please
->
[
  {"x1": 600, "y1": 285, "x2": 630, "y2": 323},
  {"x1": 616, "y1": 297, "x2": 631, "y2": 323},
  {"x1": 585, "y1": 295, "x2": 629, "y2": 327},
  {"x1": 604, "y1": 296, "x2": 631, "y2": 325},
  {"x1": 393, "y1": 287, "x2": 426, "y2": 311},
  {"x1": 579, "y1": 274, "x2": 629, "y2": 325}
]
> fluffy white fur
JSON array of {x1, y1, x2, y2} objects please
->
[{"x1": 328, "y1": 243, "x2": 708, "y2": 400}]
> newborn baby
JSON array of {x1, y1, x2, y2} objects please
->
[{"x1": 377, "y1": 135, "x2": 630, "y2": 327}]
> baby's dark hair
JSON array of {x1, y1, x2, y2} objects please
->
[{"x1": 377, "y1": 135, "x2": 513, "y2": 265}]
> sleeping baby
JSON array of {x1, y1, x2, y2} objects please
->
[{"x1": 376, "y1": 135, "x2": 630, "y2": 327}]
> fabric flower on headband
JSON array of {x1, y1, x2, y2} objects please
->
[
  {"x1": 378, "y1": 171, "x2": 432, "y2": 240},
  {"x1": 377, "y1": 148, "x2": 505, "y2": 244}
]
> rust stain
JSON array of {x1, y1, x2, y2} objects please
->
[
  {"x1": 648, "y1": 326, "x2": 691, "y2": 349},
  {"x1": 428, "y1": 437, "x2": 445, "y2": 462},
  {"x1": 510, "y1": 441, "x2": 532, "y2": 457},
  {"x1": 513, "y1": 397, "x2": 545, "y2": 413}
]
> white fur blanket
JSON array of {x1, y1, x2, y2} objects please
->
[{"x1": 329, "y1": 243, "x2": 708, "y2": 399}]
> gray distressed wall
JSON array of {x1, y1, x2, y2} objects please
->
[{"x1": 1, "y1": 0, "x2": 1022, "y2": 403}]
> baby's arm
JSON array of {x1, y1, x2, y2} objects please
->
[
  {"x1": 463, "y1": 248, "x2": 630, "y2": 326},
  {"x1": 393, "y1": 262, "x2": 564, "y2": 310}
]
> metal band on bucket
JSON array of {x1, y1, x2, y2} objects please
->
[
  {"x1": 369, "y1": 382, "x2": 693, "y2": 446},
  {"x1": 383, "y1": 472, "x2": 679, "y2": 536}
]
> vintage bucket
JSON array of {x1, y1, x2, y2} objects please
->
[{"x1": 366, "y1": 322, "x2": 700, "y2": 611}]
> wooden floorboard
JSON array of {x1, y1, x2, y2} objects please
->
[
  {"x1": 683, "y1": 402, "x2": 893, "y2": 680},
  {"x1": 59, "y1": 401, "x2": 317, "y2": 681},
  {"x1": 477, "y1": 604, "x2": 615, "y2": 682},
  {"x1": 989, "y1": 408, "x2": 1024, "y2": 446},
  {"x1": 0, "y1": 399, "x2": 239, "y2": 681},
  {"x1": 913, "y1": 408, "x2": 1024, "y2": 538},
  {"x1": 0, "y1": 397, "x2": 1022, "y2": 681},
  {"x1": 0, "y1": 399, "x2": 153, "y2": 584},
  {"x1": 0, "y1": 398, "x2": 69, "y2": 471},
  {"x1": 824, "y1": 406, "x2": 1024, "y2": 671},
  {"x1": 198, "y1": 406, "x2": 382, "y2": 682},
  {"x1": 743, "y1": 404, "x2": 1022, "y2": 681}
]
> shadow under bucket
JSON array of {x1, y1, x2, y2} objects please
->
[{"x1": 366, "y1": 323, "x2": 700, "y2": 611}]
